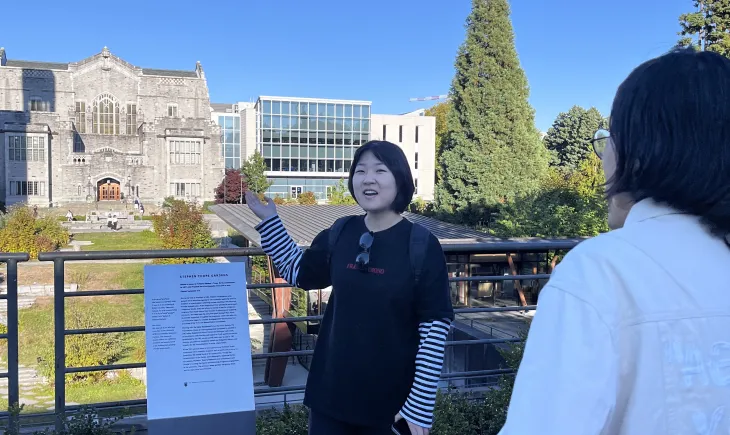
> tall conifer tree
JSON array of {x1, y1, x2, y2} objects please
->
[{"x1": 436, "y1": 0, "x2": 548, "y2": 224}]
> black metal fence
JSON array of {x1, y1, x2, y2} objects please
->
[
  {"x1": 0, "y1": 240, "x2": 578, "y2": 431},
  {"x1": 0, "y1": 253, "x2": 27, "y2": 429}
]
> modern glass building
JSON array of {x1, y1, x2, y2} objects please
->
[
  {"x1": 211, "y1": 104, "x2": 242, "y2": 169},
  {"x1": 257, "y1": 96, "x2": 371, "y2": 200},
  {"x1": 211, "y1": 97, "x2": 435, "y2": 202}
]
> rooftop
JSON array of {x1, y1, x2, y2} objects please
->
[
  {"x1": 210, "y1": 204, "x2": 501, "y2": 246},
  {"x1": 5, "y1": 59, "x2": 69, "y2": 70},
  {"x1": 257, "y1": 96, "x2": 372, "y2": 105},
  {"x1": 1, "y1": 48, "x2": 199, "y2": 78},
  {"x1": 211, "y1": 103, "x2": 237, "y2": 113}
]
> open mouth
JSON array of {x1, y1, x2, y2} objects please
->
[{"x1": 363, "y1": 189, "x2": 378, "y2": 197}]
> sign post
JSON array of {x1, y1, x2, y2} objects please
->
[{"x1": 144, "y1": 262, "x2": 256, "y2": 434}]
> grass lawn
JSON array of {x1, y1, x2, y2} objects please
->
[
  {"x1": 18, "y1": 295, "x2": 146, "y2": 369},
  {"x1": 71, "y1": 230, "x2": 163, "y2": 251},
  {"x1": 8, "y1": 263, "x2": 145, "y2": 290},
  {"x1": 30, "y1": 375, "x2": 146, "y2": 405}
]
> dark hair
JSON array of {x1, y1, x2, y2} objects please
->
[
  {"x1": 608, "y1": 47, "x2": 730, "y2": 238},
  {"x1": 348, "y1": 140, "x2": 415, "y2": 214}
]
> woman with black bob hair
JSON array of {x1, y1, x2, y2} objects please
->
[
  {"x1": 246, "y1": 140, "x2": 454, "y2": 435},
  {"x1": 499, "y1": 48, "x2": 730, "y2": 434}
]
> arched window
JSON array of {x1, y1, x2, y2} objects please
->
[{"x1": 92, "y1": 93, "x2": 120, "y2": 135}]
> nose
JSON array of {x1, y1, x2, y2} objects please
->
[{"x1": 362, "y1": 172, "x2": 376, "y2": 185}]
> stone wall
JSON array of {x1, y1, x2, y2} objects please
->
[{"x1": 0, "y1": 283, "x2": 77, "y2": 324}]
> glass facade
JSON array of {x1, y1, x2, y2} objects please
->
[
  {"x1": 268, "y1": 177, "x2": 346, "y2": 201},
  {"x1": 257, "y1": 99, "x2": 370, "y2": 175},
  {"x1": 216, "y1": 115, "x2": 241, "y2": 169}
]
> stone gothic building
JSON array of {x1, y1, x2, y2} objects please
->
[{"x1": 0, "y1": 47, "x2": 224, "y2": 208}]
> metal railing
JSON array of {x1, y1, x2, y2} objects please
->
[
  {"x1": 0, "y1": 239, "x2": 578, "y2": 430},
  {"x1": 0, "y1": 253, "x2": 28, "y2": 429}
]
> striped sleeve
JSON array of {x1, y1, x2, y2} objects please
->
[
  {"x1": 400, "y1": 317, "x2": 453, "y2": 429},
  {"x1": 254, "y1": 215, "x2": 304, "y2": 286}
]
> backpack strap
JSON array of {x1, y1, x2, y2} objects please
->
[
  {"x1": 409, "y1": 222, "x2": 431, "y2": 286},
  {"x1": 327, "y1": 216, "x2": 355, "y2": 266}
]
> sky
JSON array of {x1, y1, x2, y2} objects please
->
[{"x1": 2, "y1": 0, "x2": 691, "y2": 132}]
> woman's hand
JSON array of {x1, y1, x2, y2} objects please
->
[
  {"x1": 394, "y1": 413, "x2": 429, "y2": 435},
  {"x1": 245, "y1": 190, "x2": 277, "y2": 221}
]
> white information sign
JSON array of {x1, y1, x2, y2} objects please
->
[{"x1": 144, "y1": 262, "x2": 255, "y2": 423}]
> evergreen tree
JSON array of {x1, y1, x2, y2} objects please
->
[
  {"x1": 679, "y1": 0, "x2": 730, "y2": 57},
  {"x1": 544, "y1": 106, "x2": 607, "y2": 173},
  {"x1": 436, "y1": 0, "x2": 549, "y2": 225},
  {"x1": 241, "y1": 151, "x2": 272, "y2": 195}
]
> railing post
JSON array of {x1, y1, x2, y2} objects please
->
[
  {"x1": 53, "y1": 258, "x2": 66, "y2": 432},
  {"x1": 6, "y1": 258, "x2": 19, "y2": 429}
]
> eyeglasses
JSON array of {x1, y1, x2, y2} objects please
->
[
  {"x1": 591, "y1": 129, "x2": 610, "y2": 159},
  {"x1": 355, "y1": 231, "x2": 374, "y2": 271}
]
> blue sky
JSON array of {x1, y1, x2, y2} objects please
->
[{"x1": 3, "y1": 0, "x2": 690, "y2": 131}]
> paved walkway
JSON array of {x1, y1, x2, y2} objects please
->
[{"x1": 0, "y1": 364, "x2": 79, "y2": 412}]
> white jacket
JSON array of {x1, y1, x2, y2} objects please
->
[{"x1": 500, "y1": 199, "x2": 730, "y2": 435}]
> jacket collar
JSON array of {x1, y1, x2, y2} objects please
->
[{"x1": 624, "y1": 198, "x2": 684, "y2": 226}]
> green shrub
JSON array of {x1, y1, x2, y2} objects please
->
[
  {"x1": 0, "y1": 205, "x2": 69, "y2": 258},
  {"x1": 34, "y1": 235, "x2": 56, "y2": 255},
  {"x1": 408, "y1": 197, "x2": 434, "y2": 215},
  {"x1": 256, "y1": 405, "x2": 309, "y2": 435},
  {"x1": 38, "y1": 304, "x2": 126, "y2": 383},
  {"x1": 296, "y1": 191, "x2": 317, "y2": 205},
  {"x1": 152, "y1": 199, "x2": 216, "y2": 264}
]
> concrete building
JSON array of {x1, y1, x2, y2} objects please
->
[
  {"x1": 0, "y1": 47, "x2": 224, "y2": 207},
  {"x1": 211, "y1": 97, "x2": 437, "y2": 202},
  {"x1": 371, "y1": 109, "x2": 435, "y2": 200}
]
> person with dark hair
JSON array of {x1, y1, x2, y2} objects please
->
[
  {"x1": 499, "y1": 48, "x2": 730, "y2": 434},
  {"x1": 246, "y1": 140, "x2": 454, "y2": 435}
]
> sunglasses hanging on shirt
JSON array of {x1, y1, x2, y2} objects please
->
[{"x1": 355, "y1": 231, "x2": 374, "y2": 271}]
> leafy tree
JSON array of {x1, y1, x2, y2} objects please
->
[
  {"x1": 544, "y1": 106, "x2": 607, "y2": 173},
  {"x1": 214, "y1": 169, "x2": 247, "y2": 204},
  {"x1": 678, "y1": 0, "x2": 730, "y2": 56},
  {"x1": 425, "y1": 101, "x2": 451, "y2": 183},
  {"x1": 495, "y1": 154, "x2": 608, "y2": 238},
  {"x1": 327, "y1": 179, "x2": 357, "y2": 205},
  {"x1": 241, "y1": 151, "x2": 272, "y2": 195},
  {"x1": 297, "y1": 191, "x2": 318, "y2": 205},
  {"x1": 151, "y1": 199, "x2": 217, "y2": 264},
  {"x1": 436, "y1": 0, "x2": 549, "y2": 226}
]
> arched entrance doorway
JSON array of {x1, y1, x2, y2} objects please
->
[{"x1": 97, "y1": 178, "x2": 121, "y2": 201}]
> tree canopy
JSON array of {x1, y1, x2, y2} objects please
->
[
  {"x1": 679, "y1": 0, "x2": 730, "y2": 56},
  {"x1": 543, "y1": 106, "x2": 607, "y2": 173},
  {"x1": 214, "y1": 169, "x2": 247, "y2": 204},
  {"x1": 241, "y1": 151, "x2": 272, "y2": 195}
]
